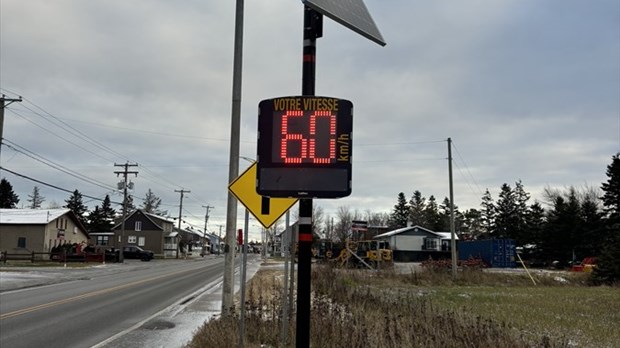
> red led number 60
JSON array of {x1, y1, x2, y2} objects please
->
[{"x1": 280, "y1": 110, "x2": 336, "y2": 164}]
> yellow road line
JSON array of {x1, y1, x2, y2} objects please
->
[{"x1": 0, "y1": 267, "x2": 197, "y2": 320}]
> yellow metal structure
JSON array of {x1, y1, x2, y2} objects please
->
[{"x1": 337, "y1": 240, "x2": 393, "y2": 269}]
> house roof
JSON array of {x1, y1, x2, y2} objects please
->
[
  {"x1": 112, "y1": 209, "x2": 174, "y2": 231},
  {"x1": 435, "y1": 232, "x2": 457, "y2": 240},
  {"x1": 374, "y1": 225, "x2": 459, "y2": 240},
  {"x1": 0, "y1": 208, "x2": 72, "y2": 224}
]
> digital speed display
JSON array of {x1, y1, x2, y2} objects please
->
[{"x1": 257, "y1": 96, "x2": 353, "y2": 198}]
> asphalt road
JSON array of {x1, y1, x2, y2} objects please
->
[{"x1": 0, "y1": 257, "x2": 227, "y2": 348}]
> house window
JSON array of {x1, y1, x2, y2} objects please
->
[
  {"x1": 17, "y1": 237, "x2": 26, "y2": 248},
  {"x1": 138, "y1": 236, "x2": 145, "y2": 247},
  {"x1": 424, "y1": 238, "x2": 438, "y2": 251},
  {"x1": 135, "y1": 221, "x2": 142, "y2": 231},
  {"x1": 128, "y1": 235, "x2": 137, "y2": 244},
  {"x1": 96, "y1": 235, "x2": 109, "y2": 246}
]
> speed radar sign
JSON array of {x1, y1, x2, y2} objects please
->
[{"x1": 256, "y1": 96, "x2": 352, "y2": 198}]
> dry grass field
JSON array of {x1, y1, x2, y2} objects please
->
[{"x1": 187, "y1": 263, "x2": 620, "y2": 348}]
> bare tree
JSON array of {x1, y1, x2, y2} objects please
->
[
  {"x1": 312, "y1": 205, "x2": 325, "y2": 238},
  {"x1": 364, "y1": 209, "x2": 389, "y2": 226},
  {"x1": 27, "y1": 186, "x2": 45, "y2": 209},
  {"x1": 334, "y1": 206, "x2": 354, "y2": 242}
]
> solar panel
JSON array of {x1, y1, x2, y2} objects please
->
[{"x1": 303, "y1": 0, "x2": 386, "y2": 46}]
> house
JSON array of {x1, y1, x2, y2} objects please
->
[
  {"x1": 0, "y1": 208, "x2": 89, "y2": 257},
  {"x1": 374, "y1": 225, "x2": 458, "y2": 262},
  {"x1": 273, "y1": 221, "x2": 300, "y2": 257},
  {"x1": 99, "y1": 209, "x2": 177, "y2": 258}
]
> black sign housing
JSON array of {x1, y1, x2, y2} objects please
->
[{"x1": 257, "y1": 96, "x2": 353, "y2": 198}]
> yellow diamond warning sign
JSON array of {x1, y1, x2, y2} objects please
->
[{"x1": 228, "y1": 163, "x2": 298, "y2": 229}]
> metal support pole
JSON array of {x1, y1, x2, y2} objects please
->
[
  {"x1": 223, "y1": 0, "x2": 245, "y2": 315},
  {"x1": 238, "y1": 208, "x2": 249, "y2": 348},
  {"x1": 296, "y1": 7, "x2": 321, "y2": 348},
  {"x1": 280, "y1": 211, "x2": 291, "y2": 345}
]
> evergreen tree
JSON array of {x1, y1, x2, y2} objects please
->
[
  {"x1": 408, "y1": 190, "x2": 426, "y2": 227},
  {"x1": 513, "y1": 180, "x2": 532, "y2": 245},
  {"x1": 526, "y1": 201, "x2": 546, "y2": 249},
  {"x1": 542, "y1": 190, "x2": 581, "y2": 264},
  {"x1": 0, "y1": 178, "x2": 20, "y2": 208},
  {"x1": 479, "y1": 189, "x2": 495, "y2": 238},
  {"x1": 27, "y1": 186, "x2": 45, "y2": 209},
  {"x1": 579, "y1": 194, "x2": 605, "y2": 257},
  {"x1": 590, "y1": 232, "x2": 620, "y2": 285},
  {"x1": 91, "y1": 195, "x2": 117, "y2": 231},
  {"x1": 592, "y1": 153, "x2": 620, "y2": 284},
  {"x1": 462, "y1": 208, "x2": 483, "y2": 239},
  {"x1": 438, "y1": 197, "x2": 460, "y2": 232},
  {"x1": 65, "y1": 190, "x2": 88, "y2": 226},
  {"x1": 495, "y1": 183, "x2": 519, "y2": 240},
  {"x1": 601, "y1": 153, "x2": 620, "y2": 224},
  {"x1": 101, "y1": 195, "x2": 116, "y2": 225},
  {"x1": 87, "y1": 206, "x2": 106, "y2": 231},
  {"x1": 388, "y1": 192, "x2": 409, "y2": 229},
  {"x1": 424, "y1": 195, "x2": 442, "y2": 231},
  {"x1": 141, "y1": 188, "x2": 167, "y2": 215}
]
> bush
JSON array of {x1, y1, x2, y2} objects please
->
[{"x1": 589, "y1": 232, "x2": 620, "y2": 286}]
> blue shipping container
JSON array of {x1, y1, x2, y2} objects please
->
[{"x1": 458, "y1": 239, "x2": 516, "y2": 268}]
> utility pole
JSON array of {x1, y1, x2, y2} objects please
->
[
  {"x1": 202, "y1": 205, "x2": 214, "y2": 251},
  {"x1": 448, "y1": 138, "x2": 457, "y2": 279},
  {"x1": 218, "y1": 224, "x2": 223, "y2": 255},
  {"x1": 0, "y1": 95, "x2": 23, "y2": 163},
  {"x1": 114, "y1": 162, "x2": 138, "y2": 262},
  {"x1": 222, "y1": 0, "x2": 245, "y2": 315},
  {"x1": 175, "y1": 189, "x2": 190, "y2": 259}
]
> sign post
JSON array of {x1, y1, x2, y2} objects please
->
[
  {"x1": 257, "y1": 96, "x2": 353, "y2": 198},
  {"x1": 255, "y1": 1, "x2": 384, "y2": 346}
]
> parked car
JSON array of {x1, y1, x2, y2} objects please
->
[{"x1": 123, "y1": 246, "x2": 154, "y2": 261}]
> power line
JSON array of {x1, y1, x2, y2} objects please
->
[
  {"x1": 4, "y1": 93, "x2": 188, "y2": 193},
  {"x1": 3, "y1": 139, "x2": 117, "y2": 191},
  {"x1": 7, "y1": 108, "x2": 117, "y2": 162},
  {"x1": 0, "y1": 166, "x2": 123, "y2": 205},
  {"x1": 451, "y1": 140, "x2": 484, "y2": 198}
]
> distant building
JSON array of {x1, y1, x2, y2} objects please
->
[
  {"x1": 374, "y1": 225, "x2": 458, "y2": 262},
  {"x1": 0, "y1": 209, "x2": 89, "y2": 256},
  {"x1": 100, "y1": 209, "x2": 177, "y2": 258}
]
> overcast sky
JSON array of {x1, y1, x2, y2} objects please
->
[{"x1": 1, "y1": 0, "x2": 619, "y2": 241}]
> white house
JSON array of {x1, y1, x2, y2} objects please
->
[{"x1": 374, "y1": 225, "x2": 458, "y2": 262}]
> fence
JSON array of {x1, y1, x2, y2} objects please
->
[{"x1": 1, "y1": 250, "x2": 113, "y2": 264}]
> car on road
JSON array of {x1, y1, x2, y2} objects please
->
[{"x1": 123, "y1": 246, "x2": 154, "y2": 261}]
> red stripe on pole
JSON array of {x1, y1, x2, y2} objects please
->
[
  {"x1": 303, "y1": 54, "x2": 315, "y2": 62},
  {"x1": 299, "y1": 233, "x2": 313, "y2": 242}
]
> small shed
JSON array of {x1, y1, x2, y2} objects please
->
[{"x1": 374, "y1": 225, "x2": 458, "y2": 262}]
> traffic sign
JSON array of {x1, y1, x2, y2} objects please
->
[
  {"x1": 229, "y1": 163, "x2": 298, "y2": 229},
  {"x1": 256, "y1": 96, "x2": 353, "y2": 198}
]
